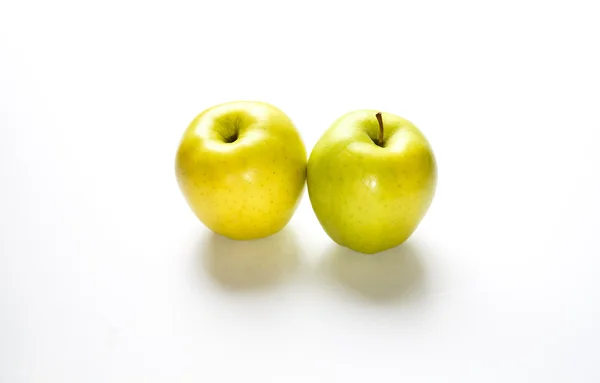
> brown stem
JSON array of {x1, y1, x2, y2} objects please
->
[{"x1": 375, "y1": 112, "x2": 384, "y2": 147}]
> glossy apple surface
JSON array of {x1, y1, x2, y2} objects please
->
[
  {"x1": 176, "y1": 101, "x2": 306, "y2": 240},
  {"x1": 307, "y1": 110, "x2": 437, "y2": 254}
]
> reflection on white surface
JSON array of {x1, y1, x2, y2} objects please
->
[
  {"x1": 199, "y1": 228, "x2": 300, "y2": 291},
  {"x1": 320, "y1": 241, "x2": 426, "y2": 303}
]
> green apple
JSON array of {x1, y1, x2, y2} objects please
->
[
  {"x1": 307, "y1": 110, "x2": 437, "y2": 254},
  {"x1": 175, "y1": 101, "x2": 306, "y2": 240}
]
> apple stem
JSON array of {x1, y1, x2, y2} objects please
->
[{"x1": 376, "y1": 112, "x2": 384, "y2": 147}]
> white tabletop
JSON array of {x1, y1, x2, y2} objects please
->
[{"x1": 1, "y1": 0, "x2": 599, "y2": 382}]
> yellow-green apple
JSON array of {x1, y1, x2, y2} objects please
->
[
  {"x1": 175, "y1": 101, "x2": 306, "y2": 240},
  {"x1": 307, "y1": 110, "x2": 437, "y2": 254}
]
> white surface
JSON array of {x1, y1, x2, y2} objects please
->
[{"x1": 1, "y1": 0, "x2": 599, "y2": 381}]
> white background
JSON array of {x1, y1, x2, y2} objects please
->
[{"x1": 1, "y1": 0, "x2": 599, "y2": 381}]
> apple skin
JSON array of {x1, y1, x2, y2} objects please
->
[
  {"x1": 175, "y1": 101, "x2": 306, "y2": 240},
  {"x1": 307, "y1": 110, "x2": 437, "y2": 254}
]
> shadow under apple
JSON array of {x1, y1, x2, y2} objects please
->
[
  {"x1": 199, "y1": 228, "x2": 300, "y2": 292},
  {"x1": 320, "y1": 240, "x2": 427, "y2": 304}
]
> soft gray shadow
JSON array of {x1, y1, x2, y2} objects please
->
[
  {"x1": 199, "y1": 228, "x2": 300, "y2": 291},
  {"x1": 320, "y1": 241, "x2": 427, "y2": 304}
]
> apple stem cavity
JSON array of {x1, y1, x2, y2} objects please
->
[
  {"x1": 376, "y1": 112, "x2": 384, "y2": 147},
  {"x1": 225, "y1": 131, "x2": 238, "y2": 143}
]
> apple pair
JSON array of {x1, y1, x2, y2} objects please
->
[{"x1": 175, "y1": 101, "x2": 437, "y2": 254}]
